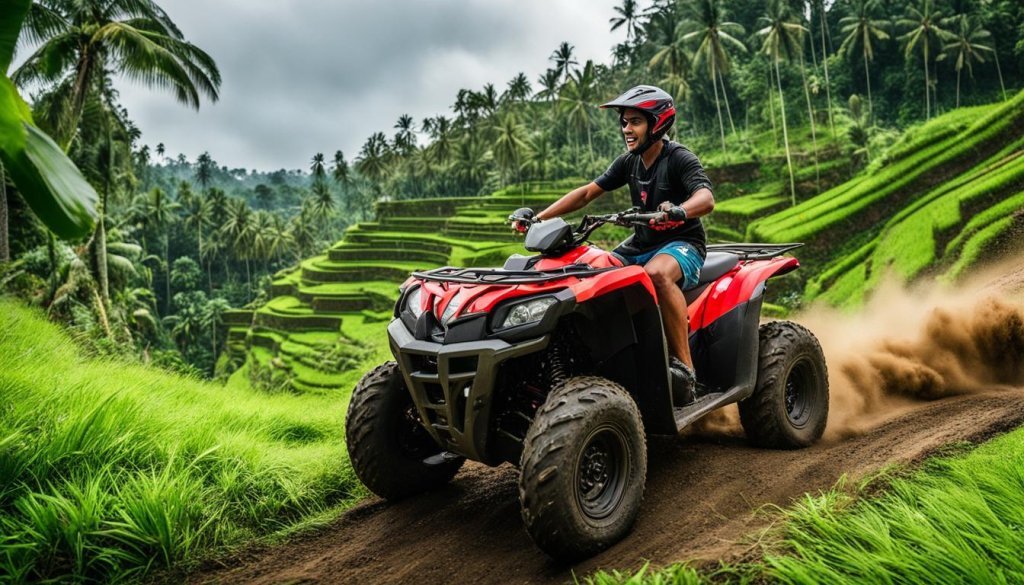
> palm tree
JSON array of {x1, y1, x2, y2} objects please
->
[
  {"x1": 309, "y1": 181, "x2": 335, "y2": 230},
  {"x1": 648, "y1": 4, "x2": 691, "y2": 103},
  {"x1": 332, "y1": 150, "x2": 350, "y2": 187},
  {"x1": 559, "y1": 60, "x2": 599, "y2": 168},
  {"x1": 898, "y1": 0, "x2": 948, "y2": 120},
  {"x1": 181, "y1": 185, "x2": 210, "y2": 258},
  {"x1": 941, "y1": 15, "x2": 992, "y2": 108},
  {"x1": 812, "y1": 0, "x2": 837, "y2": 137},
  {"x1": 839, "y1": 0, "x2": 889, "y2": 124},
  {"x1": 610, "y1": 0, "x2": 642, "y2": 42},
  {"x1": 535, "y1": 69, "x2": 562, "y2": 103},
  {"x1": 550, "y1": 42, "x2": 578, "y2": 86},
  {"x1": 356, "y1": 132, "x2": 390, "y2": 192},
  {"x1": 491, "y1": 112, "x2": 529, "y2": 192},
  {"x1": 310, "y1": 152, "x2": 327, "y2": 182},
  {"x1": 202, "y1": 297, "x2": 231, "y2": 367},
  {"x1": 13, "y1": 0, "x2": 220, "y2": 149},
  {"x1": 680, "y1": 0, "x2": 747, "y2": 151},
  {"x1": 757, "y1": 0, "x2": 804, "y2": 205},
  {"x1": 135, "y1": 186, "x2": 179, "y2": 312},
  {"x1": 155, "y1": 142, "x2": 166, "y2": 161},
  {"x1": 194, "y1": 151, "x2": 215, "y2": 192},
  {"x1": 393, "y1": 115, "x2": 417, "y2": 155},
  {"x1": 504, "y1": 73, "x2": 532, "y2": 107}
]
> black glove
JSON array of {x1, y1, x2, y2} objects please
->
[
  {"x1": 509, "y1": 207, "x2": 536, "y2": 233},
  {"x1": 650, "y1": 202, "x2": 687, "y2": 230}
]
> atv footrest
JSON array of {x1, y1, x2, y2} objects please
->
[{"x1": 672, "y1": 383, "x2": 752, "y2": 433}]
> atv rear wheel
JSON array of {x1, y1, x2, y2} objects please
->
[
  {"x1": 518, "y1": 376, "x2": 646, "y2": 559},
  {"x1": 345, "y1": 362, "x2": 463, "y2": 500},
  {"x1": 740, "y1": 321, "x2": 829, "y2": 448}
]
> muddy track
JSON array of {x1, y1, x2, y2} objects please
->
[{"x1": 194, "y1": 390, "x2": 1024, "y2": 585}]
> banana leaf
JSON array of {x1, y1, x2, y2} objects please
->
[{"x1": 0, "y1": 0, "x2": 98, "y2": 240}]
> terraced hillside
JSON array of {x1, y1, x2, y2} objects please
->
[
  {"x1": 738, "y1": 91, "x2": 1024, "y2": 307},
  {"x1": 223, "y1": 180, "x2": 629, "y2": 393}
]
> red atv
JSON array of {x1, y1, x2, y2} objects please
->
[{"x1": 345, "y1": 209, "x2": 829, "y2": 559}]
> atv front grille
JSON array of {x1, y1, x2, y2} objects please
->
[{"x1": 387, "y1": 319, "x2": 549, "y2": 463}]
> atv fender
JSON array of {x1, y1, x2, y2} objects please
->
[
  {"x1": 689, "y1": 257, "x2": 798, "y2": 331},
  {"x1": 685, "y1": 257, "x2": 799, "y2": 407}
]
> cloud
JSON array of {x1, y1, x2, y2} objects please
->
[{"x1": 119, "y1": 0, "x2": 624, "y2": 171}]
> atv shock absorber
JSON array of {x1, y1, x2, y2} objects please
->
[{"x1": 547, "y1": 341, "x2": 568, "y2": 388}]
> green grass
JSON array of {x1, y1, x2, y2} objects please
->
[
  {"x1": 748, "y1": 91, "x2": 1024, "y2": 245},
  {"x1": 0, "y1": 298, "x2": 361, "y2": 582},
  {"x1": 585, "y1": 424, "x2": 1024, "y2": 584}
]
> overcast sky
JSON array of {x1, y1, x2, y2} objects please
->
[{"x1": 113, "y1": 0, "x2": 626, "y2": 172}]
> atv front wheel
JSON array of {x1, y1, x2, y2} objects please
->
[
  {"x1": 740, "y1": 321, "x2": 829, "y2": 448},
  {"x1": 345, "y1": 362, "x2": 463, "y2": 500},
  {"x1": 519, "y1": 376, "x2": 647, "y2": 559}
]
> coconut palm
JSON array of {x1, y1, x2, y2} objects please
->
[
  {"x1": 133, "y1": 186, "x2": 179, "y2": 311},
  {"x1": 194, "y1": 151, "x2": 215, "y2": 192},
  {"x1": 680, "y1": 0, "x2": 747, "y2": 151},
  {"x1": 13, "y1": 0, "x2": 220, "y2": 149},
  {"x1": 757, "y1": 0, "x2": 804, "y2": 205},
  {"x1": 393, "y1": 115, "x2": 417, "y2": 155},
  {"x1": 535, "y1": 69, "x2": 562, "y2": 103},
  {"x1": 898, "y1": 0, "x2": 948, "y2": 119},
  {"x1": 559, "y1": 60, "x2": 599, "y2": 168},
  {"x1": 550, "y1": 42, "x2": 578, "y2": 86},
  {"x1": 504, "y1": 73, "x2": 532, "y2": 106},
  {"x1": 610, "y1": 0, "x2": 643, "y2": 42},
  {"x1": 941, "y1": 15, "x2": 993, "y2": 108},
  {"x1": 648, "y1": 5, "x2": 692, "y2": 103},
  {"x1": 812, "y1": 0, "x2": 837, "y2": 137},
  {"x1": 839, "y1": 0, "x2": 889, "y2": 124},
  {"x1": 491, "y1": 112, "x2": 530, "y2": 191},
  {"x1": 310, "y1": 152, "x2": 327, "y2": 182},
  {"x1": 356, "y1": 132, "x2": 390, "y2": 191}
]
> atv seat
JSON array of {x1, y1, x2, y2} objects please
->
[{"x1": 682, "y1": 251, "x2": 739, "y2": 303}]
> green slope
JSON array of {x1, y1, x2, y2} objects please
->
[
  {"x1": 740, "y1": 92, "x2": 1024, "y2": 307},
  {"x1": 0, "y1": 299, "x2": 359, "y2": 582}
]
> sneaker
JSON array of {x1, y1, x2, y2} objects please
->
[{"x1": 669, "y1": 357, "x2": 696, "y2": 405}]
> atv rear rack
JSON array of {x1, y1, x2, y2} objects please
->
[
  {"x1": 707, "y1": 243, "x2": 803, "y2": 260},
  {"x1": 413, "y1": 265, "x2": 617, "y2": 285}
]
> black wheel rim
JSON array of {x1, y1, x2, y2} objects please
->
[
  {"x1": 574, "y1": 425, "x2": 630, "y2": 522},
  {"x1": 784, "y1": 358, "x2": 816, "y2": 428},
  {"x1": 397, "y1": 404, "x2": 440, "y2": 463}
]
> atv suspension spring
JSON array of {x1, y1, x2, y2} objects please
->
[{"x1": 548, "y1": 342, "x2": 568, "y2": 387}]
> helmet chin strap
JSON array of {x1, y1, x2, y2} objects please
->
[{"x1": 621, "y1": 112, "x2": 661, "y2": 156}]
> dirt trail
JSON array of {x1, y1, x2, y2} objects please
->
[{"x1": 195, "y1": 266, "x2": 1024, "y2": 585}]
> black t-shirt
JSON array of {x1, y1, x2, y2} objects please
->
[{"x1": 594, "y1": 139, "x2": 712, "y2": 258}]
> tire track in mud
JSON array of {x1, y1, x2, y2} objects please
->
[{"x1": 193, "y1": 390, "x2": 1024, "y2": 585}]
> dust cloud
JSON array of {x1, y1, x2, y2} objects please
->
[{"x1": 693, "y1": 258, "x2": 1024, "y2": 441}]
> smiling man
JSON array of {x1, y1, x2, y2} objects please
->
[{"x1": 509, "y1": 85, "x2": 715, "y2": 400}]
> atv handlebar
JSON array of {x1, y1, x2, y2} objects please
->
[{"x1": 570, "y1": 208, "x2": 661, "y2": 244}]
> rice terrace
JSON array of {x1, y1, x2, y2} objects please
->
[{"x1": 2, "y1": 0, "x2": 1024, "y2": 583}]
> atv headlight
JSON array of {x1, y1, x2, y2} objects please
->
[
  {"x1": 500, "y1": 297, "x2": 557, "y2": 329},
  {"x1": 405, "y1": 286, "x2": 424, "y2": 318}
]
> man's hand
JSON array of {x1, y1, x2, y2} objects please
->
[
  {"x1": 509, "y1": 207, "x2": 536, "y2": 233},
  {"x1": 650, "y1": 201, "x2": 687, "y2": 231}
]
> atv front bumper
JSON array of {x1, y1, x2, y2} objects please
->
[{"x1": 387, "y1": 319, "x2": 549, "y2": 463}]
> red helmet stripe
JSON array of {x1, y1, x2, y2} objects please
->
[
  {"x1": 652, "y1": 107, "x2": 676, "y2": 134},
  {"x1": 635, "y1": 100, "x2": 659, "y2": 109}
]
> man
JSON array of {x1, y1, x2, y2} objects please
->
[{"x1": 510, "y1": 85, "x2": 714, "y2": 400}]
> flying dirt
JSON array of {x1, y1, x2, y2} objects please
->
[{"x1": 193, "y1": 262, "x2": 1024, "y2": 585}]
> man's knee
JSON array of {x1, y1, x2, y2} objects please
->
[{"x1": 644, "y1": 263, "x2": 679, "y2": 290}]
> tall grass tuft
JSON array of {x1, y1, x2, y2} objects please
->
[{"x1": 0, "y1": 299, "x2": 360, "y2": 582}]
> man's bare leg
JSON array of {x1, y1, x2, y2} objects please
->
[{"x1": 644, "y1": 254, "x2": 693, "y2": 369}]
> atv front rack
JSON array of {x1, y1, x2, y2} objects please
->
[
  {"x1": 413, "y1": 265, "x2": 617, "y2": 285},
  {"x1": 706, "y1": 243, "x2": 803, "y2": 260}
]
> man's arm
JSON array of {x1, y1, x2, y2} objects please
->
[
  {"x1": 536, "y1": 182, "x2": 606, "y2": 221},
  {"x1": 679, "y1": 187, "x2": 714, "y2": 219}
]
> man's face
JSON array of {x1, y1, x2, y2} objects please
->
[{"x1": 620, "y1": 108, "x2": 647, "y2": 152}]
